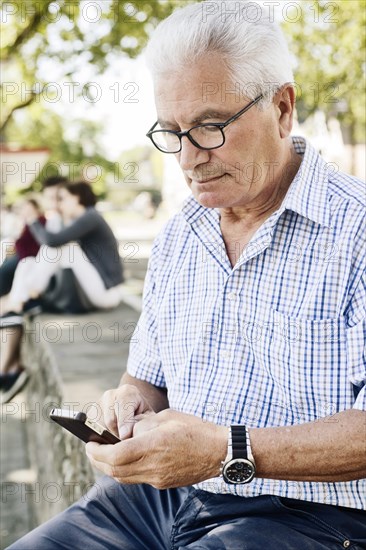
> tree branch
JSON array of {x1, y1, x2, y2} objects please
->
[
  {"x1": 2, "y1": 1, "x2": 54, "y2": 60},
  {"x1": 0, "y1": 93, "x2": 38, "y2": 134}
]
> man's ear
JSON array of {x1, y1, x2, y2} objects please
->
[{"x1": 274, "y1": 84, "x2": 296, "y2": 139}]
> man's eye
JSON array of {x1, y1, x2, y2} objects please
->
[
  {"x1": 204, "y1": 125, "x2": 220, "y2": 133},
  {"x1": 194, "y1": 125, "x2": 221, "y2": 135}
]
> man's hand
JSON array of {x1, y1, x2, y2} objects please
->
[
  {"x1": 86, "y1": 409, "x2": 228, "y2": 489},
  {"x1": 98, "y1": 384, "x2": 156, "y2": 439}
]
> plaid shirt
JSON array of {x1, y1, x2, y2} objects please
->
[{"x1": 128, "y1": 137, "x2": 366, "y2": 509}]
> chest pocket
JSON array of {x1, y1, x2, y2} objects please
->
[{"x1": 251, "y1": 309, "x2": 351, "y2": 420}]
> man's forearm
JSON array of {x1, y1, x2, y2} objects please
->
[
  {"x1": 250, "y1": 409, "x2": 366, "y2": 482},
  {"x1": 119, "y1": 372, "x2": 169, "y2": 413},
  {"x1": 113, "y1": 377, "x2": 365, "y2": 484}
]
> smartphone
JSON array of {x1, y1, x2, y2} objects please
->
[{"x1": 50, "y1": 408, "x2": 120, "y2": 444}]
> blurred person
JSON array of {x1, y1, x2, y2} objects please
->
[
  {"x1": 0, "y1": 325, "x2": 27, "y2": 405},
  {"x1": 0, "y1": 205, "x2": 21, "y2": 268},
  {"x1": 1, "y1": 181, "x2": 124, "y2": 323},
  {"x1": 0, "y1": 181, "x2": 124, "y2": 403},
  {"x1": 0, "y1": 198, "x2": 46, "y2": 297},
  {"x1": 0, "y1": 173, "x2": 67, "y2": 298},
  {"x1": 39, "y1": 174, "x2": 93, "y2": 313},
  {"x1": 0, "y1": 204, "x2": 22, "y2": 255},
  {"x1": 0, "y1": 176, "x2": 67, "y2": 404},
  {"x1": 8, "y1": 1, "x2": 366, "y2": 548}
]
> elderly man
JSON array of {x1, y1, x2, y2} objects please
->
[{"x1": 9, "y1": 1, "x2": 365, "y2": 549}]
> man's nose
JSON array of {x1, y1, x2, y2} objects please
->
[{"x1": 178, "y1": 136, "x2": 210, "y2": 172}]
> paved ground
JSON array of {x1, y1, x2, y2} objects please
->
[{"x1": 0, "y1": 282, "x2": 144, "y2": 549}]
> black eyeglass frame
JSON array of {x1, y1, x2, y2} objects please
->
[{"x1": 146, "y1": 94, "x2": 263, "y2": 153}]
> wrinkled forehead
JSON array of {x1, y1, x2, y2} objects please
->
[{"x1": 153, "y1": 53, "x2": 246, "y2": 126}]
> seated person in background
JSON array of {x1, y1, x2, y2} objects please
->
[
  {"x1": 0, "y1": 205, "x2": 21, "y2": 263},
  {"x1": 40, "y1": 174, "x2": 102, "y2": 314},
  {"x1": 1, "y1": 174, "x2": 66, "y2": 299},
  {"x1": 0, "y1": 198, "x2": 46, "y2": 298},
  {"x1": 0, "y1": 185, "x2": 61, "y2": 404},
  {"x1": 0, "y1": 323, "x2": 26, "y2": 404},
  {"x1": 0, "y1": 181, "x2": 124, "y2": 327},
  {"x1": 0, "y1": 201, "x2": 46, "y2": 405}
]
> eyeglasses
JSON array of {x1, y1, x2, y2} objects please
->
[{"x1": 146, "y1": 94, "x2": 263, "y2": 154}]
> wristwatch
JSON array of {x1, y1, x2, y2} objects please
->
[{"x1": 221, "y1": 425, "x2": 256, "y2": 484}]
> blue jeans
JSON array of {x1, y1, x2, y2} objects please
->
[{"x1": 7, "y1": 476, "x2": 366, "y2": 549}]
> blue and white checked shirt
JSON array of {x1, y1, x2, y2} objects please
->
[{"x1": 127, "y1": 137, "x2": 366, "y2": 509}]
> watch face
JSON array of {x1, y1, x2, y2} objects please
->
[{"x1": 223, "y1": 459, "x2": 255, "y2": 484}]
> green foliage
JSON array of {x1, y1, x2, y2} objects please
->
[
  {"x1": 1, "y1": 1, "x2": 188, "y2": 67},
  {"x1": 0, "y1": 0, "x2": 190, "y2": 199},
  {"x1": 282, "y1": 0, "x2": 366, "y2": 143},
  {"x1": 1, "y1": 0, "x2": 190, "y2": 132}
]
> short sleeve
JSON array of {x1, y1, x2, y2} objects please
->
[{"x1": 127, "y1": 240, "x2": 166, "y2": 388}]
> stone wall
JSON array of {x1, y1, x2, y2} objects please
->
[
  {"x1": 22, "y1": 321, "x2": 95, "y2": 524},
  {"x1": 19, "y1": 299, "x2": 140, "y2": 525}
]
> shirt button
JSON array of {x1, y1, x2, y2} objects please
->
[
  {"x1": 343, "y1": 542, "x2": 351, "y2": 549},
  {"x1": 227, "y1": 292, "x2": 237, "y2": 301},
  {"x1": 222, "y1": 351, "x2": 230, "y2": 359}
]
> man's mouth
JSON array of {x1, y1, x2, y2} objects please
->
[{"x1": 192, "y1": 174, "x2": 226, "y2": 184}]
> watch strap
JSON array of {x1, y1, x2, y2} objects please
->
[
  {"x1": 231, "y1": 425, "x2": 247, "y2": 459},
  {"x1": 225, "y1": 425, "x2": 255, "y2": 463}
]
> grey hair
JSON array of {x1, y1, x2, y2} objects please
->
[{"x1": 145, "y1": 1, "x2": 294, "y2": 106}]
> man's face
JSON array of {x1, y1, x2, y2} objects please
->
[{"x1": 154, "y1": 53, "x2": 286, "y2": 210}]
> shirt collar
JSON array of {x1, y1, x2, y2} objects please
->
[
  {"x1": 182, "y1": 136, "x2": 331, "y2": 227},
  {"x1": 282, "y1": 136, "x2": 331, "y2": 227}
]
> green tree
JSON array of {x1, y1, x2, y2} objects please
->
[
  {"x1": 1, "y1": 0, "x2": 191, "y2": 198},
  {"x1": 1, "y1": 0, "x2": 189, "y2": 132},
  {"x1": 282, "y1": 0, "x2": 366, "y2": 147}
]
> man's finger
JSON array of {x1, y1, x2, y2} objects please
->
[
  {"x1": 85, "y1": 439, "x2": 138, "y2": 466},
  {"x1": 85, "y1": 441, "x2": 145, "y2": 483},
  {"x1": 99, "y1": 390, "x2": 119, "y2": 436}
]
